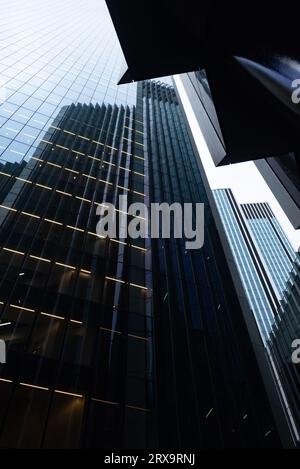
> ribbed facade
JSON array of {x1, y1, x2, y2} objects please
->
[
  {"x1": 142, "y1": 82, "x2": 280, "y2": 449},
  {"x1": 0, "y1": 0, "x2": 152, "y2": 449},
  {"x1": 214, "y1": 189, "x2": 280, "y2": 341}
]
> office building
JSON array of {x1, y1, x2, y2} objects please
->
[
  {"x1": 0, "y1": 99, "x2": 154, "y2": 449},
  {"x1": 240, "y1": 202, "x2": 297, "y2": 298},
  {"x1": 214, "y1": 188, "x2": 300, "y2": 445},
  {"x1": 179, "y1": 71, "x2": 300, "y2": 230}
]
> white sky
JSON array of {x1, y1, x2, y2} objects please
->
[{"x1": 174, "y1": 75, "x2": 300, "y2": 251}]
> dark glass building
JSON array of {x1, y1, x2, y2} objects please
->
[
  {"x1": 0, "y1": 99, "x2": 155, "y2": 449},
  {"x1": 0, "y1": 0, "x2": 152, "y2": 448},
  {"x1": 214, "y1": 188, "x2": 300, "y2": 444},
  {"x1": 0, "y1": 0, "x2": 287, "y2": 449}
]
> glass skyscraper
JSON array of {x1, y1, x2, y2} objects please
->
[
  {"x1": 175, "y1": 69, "x2": 300, "y2": 231},
  {"x1": 214, "y1": 188, "x2": 300, "y2": 445},
  {"x1": 214, "y1": 189, "x2": 298, "y2": 341},
  {"x1": 0, "y1": 0, "x2": 283, "y2": 449}
]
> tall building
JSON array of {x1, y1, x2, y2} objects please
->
[
  {"x1": 0, "y1": 0, "x2": 151, "y2": 449},
  {"x1": 240, "y1": 202, "x2": 297, "y2": 299},
  {"x1": 214, "y1": 188, "x2": 300, "y2": 445},
  {"x1": 0, "y1": 99, "x2": 154, "y2": 449},
  {"x1": 0, "y1": 0, "x2": 285, "y2": 449},
  {"x1": 141, "y1": 81, "x2": 282, "y2": 448},
  {"x1": 255, "y1": 158, "x2": 300, "y2": 229}
]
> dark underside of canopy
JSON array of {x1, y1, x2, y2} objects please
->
[{"x1": 105, "y1": 1, "x2": 300, "y2": 167}]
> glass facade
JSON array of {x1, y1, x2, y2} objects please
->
[
  {"x1": 268, "y1": 252, "x2": 300, "y2": 439},
  {"x1": 214, "y1": 188, "x2": 300, "y2": 445},
  {"x1": 178, "y1": 68, "x2": 300, "y2": 229},
  {"x1": 0, "y1": 0, "x2": 152, "y2": 449},
  {"x1": 142, "y1": 82, "x2": 280, "y2": 448},
  {"x1": 255, "y1": 156, "x2": 300, "y2": 230},
  {"x1": 241, "y1": 203, "x2": 297, "y2": 297},
  {"x1": 0, "y1": 0, "x2": 282, "y2": 449}
]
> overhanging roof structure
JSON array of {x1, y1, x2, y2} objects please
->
[{"x1": 106, "y1": 1, "x2": 300, "y2": 165}]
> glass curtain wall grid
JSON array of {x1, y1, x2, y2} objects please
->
[
  {"x1": 214, "y1": 188, "x2": 300, "y2": 445},
  {"x1": 240, "y1": 202, "x2": 297, "y2": 299}
]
